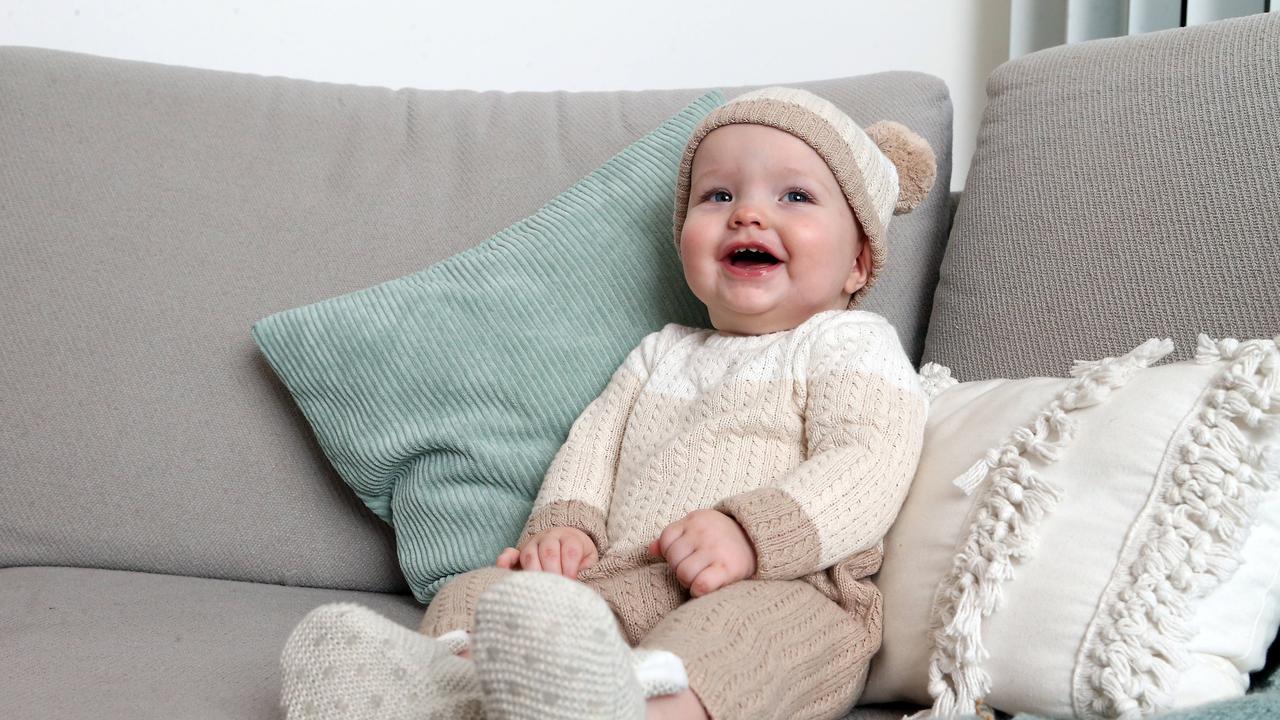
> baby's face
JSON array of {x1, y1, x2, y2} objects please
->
[{"x1": 680, "y1": 123, "x2": 869, "y2": 336}]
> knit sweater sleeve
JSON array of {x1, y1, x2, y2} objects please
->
[
  {"x1": 516, "y1": 326, "x2": 675, "y2": 554},
  {"x1": 714, "y1": 314, "x2": 927, "y2": 580}
]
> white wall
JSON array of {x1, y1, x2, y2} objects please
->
[{"x1": 1, "y1": 0, "x2": 1014, "y2": 190}]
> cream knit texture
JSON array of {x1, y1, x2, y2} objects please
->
[
  {"x1": 426, "y1": 625, "x2": 690, "y2": 699},
  {"x1": 518, "y1": 308, "x2": 927, "y2": 582},
  {"x1": 280, "y1": 603, "x2": 483, "y2": 720},
  {"x1": 474, "y1": 571, "x2": 646, "y2": 720}
]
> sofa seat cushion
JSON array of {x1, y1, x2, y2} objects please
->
[
  {"x1": 1, "y1": 565, "x2": 934, "y2": 719},
  {"x1": 10, "y1": 565, "x2": 1268, "y2": 718},
  {"x1": 0, "y1": 566, "x2": 421, "y2": 720}
]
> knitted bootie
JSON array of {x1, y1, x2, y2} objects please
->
[
  {"x1": 473, "y1": 572, "x2": 647, "y2": 720},
  {"x1": 439, "y1": 622, "x2": 689, "y2": 699},
  {"x1": 280, "y1": 602, "x2": 484, "y2": 720}
]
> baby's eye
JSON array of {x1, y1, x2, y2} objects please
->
[
  {"x1": 705, "y1": 190, "x2": 732, "y2": 203},
  {"x1": 783, "y1": 189, "x2": 812, "y2": 203}
]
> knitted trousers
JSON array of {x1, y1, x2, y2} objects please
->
[{"x1": 420, "y1": 545, "x2": 884, "y2": 720}]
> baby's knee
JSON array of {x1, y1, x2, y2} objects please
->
[{"x1": 419, "y1": 566, "x2": 512, "y2": 636}]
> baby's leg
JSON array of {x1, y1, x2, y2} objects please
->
[
  {"x1": 468, "y1": 570, "x2": 695, "y2": 719},
  {"x1": 420, "y1": 566, "x2": 513, "y2": 654},
  {"x1": 638, "y1": 578, "x2": 876, "y2": 720},
  {"x1": 577, "y1": 550, "x2": 687, "y2": 645}
]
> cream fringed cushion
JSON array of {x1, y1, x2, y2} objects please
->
[{"x1": 862, "y1": 336, "x2": 1280, "y2": 719}]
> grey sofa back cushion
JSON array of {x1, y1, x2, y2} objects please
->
[
  {"x1": 923, "y1": 12, "x2": 1279, "y2": 381},
  {"x1": 0, "y1": 46, "x2": 951, "y2": 592}
]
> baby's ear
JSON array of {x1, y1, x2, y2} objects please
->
[
  {"x1": 865, "y1": 121, "x2": 936, "y2": 215},
  {"x1": 843, "y1": 235, "x2": 873, "y2": 295}
]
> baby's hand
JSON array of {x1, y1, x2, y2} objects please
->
[
  {"x1": 648, "y1": 509, "x2": 757, "y2": 597},
  {"x1": 495, "y1": 526, "x2": 598, "y2": 580}
]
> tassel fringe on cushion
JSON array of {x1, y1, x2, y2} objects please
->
[
  {"x1": 1073, "y1": 335, "x2": 1280, "y2": 719},
  {"x1": 923, "y1": 339, "x2": 1176, "y2": 718}
]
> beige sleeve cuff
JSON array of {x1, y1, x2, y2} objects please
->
[
  {"x1": 517, "y1": 499, "x2": 610, "y2": 555},
  {"x1": 714, "y1": 487, "x2": 821, "y2": 581}
]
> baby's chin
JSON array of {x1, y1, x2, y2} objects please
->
[{"x1": 708, "y1": 307, "x2": 807, "y2": 337}]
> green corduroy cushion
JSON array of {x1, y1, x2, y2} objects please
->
[{"x1": 251, "y1": 92, "x2": 720, "y2": 604}]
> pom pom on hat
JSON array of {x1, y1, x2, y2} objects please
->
[{"x1": 865, "y1": 120, "x2": 937, "y2": 215}]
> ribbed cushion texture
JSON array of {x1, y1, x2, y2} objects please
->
[
  {"x1": 251, "y1": 93, "x2": 722, "y2": 603},
  {"x1": 922, "y1": 12, "x2": 1280, "y2": 382}
]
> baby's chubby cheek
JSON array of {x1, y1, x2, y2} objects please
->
[{"x1": 678, "y1": 259, "x2": 715, "y2": 305}]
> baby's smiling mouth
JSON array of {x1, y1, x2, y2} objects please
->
[
  {"x1": 721, "y1": 246, "x2": 784, "y2": 277},
  {"x1": 727, "y1": 247, "x2": 781, "y2": 268}
]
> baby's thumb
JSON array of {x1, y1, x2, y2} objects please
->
[
  {"x1": 580, "y1": 542, "x2": 600, "y2": 568},
  {"x1": 647, "y1": 539, "x2": 661, "y2": 556}
]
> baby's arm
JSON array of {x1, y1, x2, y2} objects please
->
[
  {"x1": 502, "y1": 327, "x2": 672, "y2": 571},
  {"x1": 713, "y1": 315, "x2": 928, "y2": 581}
]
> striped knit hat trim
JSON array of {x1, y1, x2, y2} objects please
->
[{"x1": 672, "y1": 87, "x2": 901, "y2": 303}]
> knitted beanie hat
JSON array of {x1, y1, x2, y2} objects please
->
[{"x1": 672, "y1": 86, "x2": 937, "y2": 307}]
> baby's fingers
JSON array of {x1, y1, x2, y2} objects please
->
[
  {"x1": 540, "y1": 540, "x2": 563, "y2": 577},
  {"x1": 519, "y1": 543, "x2": 543, "y2": 573},
  {"x1": 560, "y1": 540, "x2": 584, "y2": 579},
  {"x1": 689, "y1": 563, "x2": 728, "y2": 598},
  {"x1": 496, "y1": 547, "x2": 519, "y2": 569},
  {"x1": 674, "y1": 550, "x2": 713, "y2": 592},
  {"x1": 580, "y1": 543, "x2": 599, "y2": 572}
]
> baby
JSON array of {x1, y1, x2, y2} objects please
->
[{"x1": 280, "y1": 87, "x2": 935, "y2": 720}]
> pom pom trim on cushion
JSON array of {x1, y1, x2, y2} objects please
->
[
  {"x1": 865, "y1": 120, "x2": 937, "y2": 215},
  {"x1": 1072, "y1": 335, "x2": 1280, "y2": 720},
  {"x1": 924, "y1": 338, "x2": 1176, "y2": 718},
  {"x1": 919, "y1": 362, "x2": 959, "y2": 404}
]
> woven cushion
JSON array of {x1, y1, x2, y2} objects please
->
[
  {"x1": 865, "y1": 336, "x2": 1280, "y2": 717},
  {"x1": 922, "y1": 13, "x2": 1280, "y2": 381}
]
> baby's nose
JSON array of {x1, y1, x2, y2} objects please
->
[{"x1": 730, "y1": 204, "x2": 765, "y2": 227}]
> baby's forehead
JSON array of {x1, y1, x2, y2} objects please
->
[{"x1": 700, "y1": 123, "x2": 802, "y2": 150}]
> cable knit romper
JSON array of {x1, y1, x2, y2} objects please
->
[{"x1": 421, "y1": 307, "x2": 927, "y2": 720}]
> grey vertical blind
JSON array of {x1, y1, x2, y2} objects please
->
[{"x1": 1010, "y1": 0, "x2": 1272, "y2": 57}]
